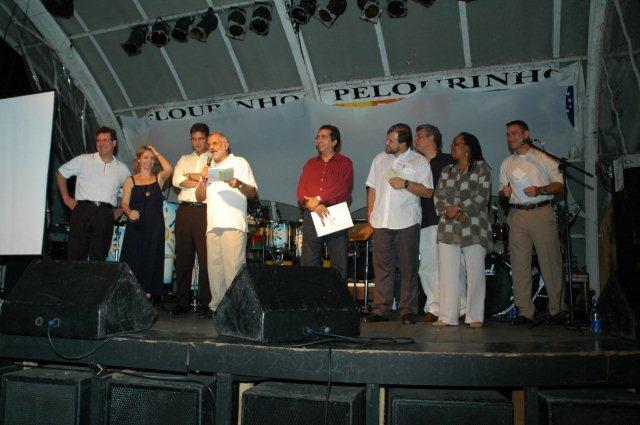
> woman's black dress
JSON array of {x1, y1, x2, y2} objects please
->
[{"x1": 121, "y1": 175, "x2": 165, "y2": 298}]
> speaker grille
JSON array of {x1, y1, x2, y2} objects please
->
[
  {"x1": 388, "y1": 389, "x2": 512, "y2": 425},
  {"x1": 539, "y1": 389, "x2": 640, "y2": 425},
  {"x1": 1, "y1": 369, "x2": 91, "y2": 425},
  {"x1": 242, "y1": 382, "x2": 364, "y2": 425},
  {"x1": 105, "y1": 375, "x2": 215, "y2": 425}
]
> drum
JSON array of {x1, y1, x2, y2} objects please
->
[
  {"x1": 163, "y1": 201, "x2": 178, "y2": 284},
  {"x1": 491, "y1": 223, "x2": 509, "y2": 255},
  {"x1": 294, "y1": 225, "x2": 303, "y2": 258},
  {"x1": 106, "y1": 224, "x2": 126, "y2": 262},
  {"x1": 484, "y1": 254, "x2": 546, "y2": 318},
  {"x1": 265, "y1": 221, "x2": 291, "y2": 251}
]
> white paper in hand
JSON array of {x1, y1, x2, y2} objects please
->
[{"x1": 311, "y1": 202, "x2": 354, "y2": 237}]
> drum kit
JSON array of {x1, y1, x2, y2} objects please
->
[
  {"x1": 484, "y1": 207, "x2": 548, "y2": 319},
  {"x1": 246, "y1": 200, "x2": 304, "y2": 265}
]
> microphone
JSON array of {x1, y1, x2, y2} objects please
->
[
  {"x1": 533, "y1": 138, "x2": 546, "y2": 151},
  {"x1": 206, "y1": 155, "x2": 212, "y2": 166}
]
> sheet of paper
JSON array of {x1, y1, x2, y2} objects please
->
[
  {"x1": 208, "y1": 167, "x2": 234, "y2": 182},
  {"x1": 384, "y1": 168, "x2": 400, "y2": 179},
  {"x1": 514, "y1": 177, "x2": 535, "y2": 203},
  {"x1": 311, "y1": 202, "x2": 354, "y2": 237}
]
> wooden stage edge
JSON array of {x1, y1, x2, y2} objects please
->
[
  {"x1": 1, "y1": 313, "x2": 640, "y2": 424},
  {"x1": 1, "y1": 312, "x2": 639, "y2": 387}
]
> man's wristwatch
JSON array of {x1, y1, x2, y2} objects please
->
[
  {"x1": 540, "y1": 187, "x2": 549, "y2": 196},
  {"x1": 238, "y1": 182, "x2": 244, "y2": 190},
  {"x1": 404, "y1": 179, "x2": 410, "y2": 189}
]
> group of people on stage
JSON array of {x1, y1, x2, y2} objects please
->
[{"x1": 55, "y1": 118, "x2": 566, "y2": 327}]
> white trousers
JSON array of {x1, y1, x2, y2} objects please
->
[
  {"x1": 419, "y1": 226, "x2": 466, "y2": 316},
  {"x1": 206, "y1": 228, "x2": 246, "y2": 310},
  {"x1": 437, "y1": 243, "x2": 486, "y2": 325}
]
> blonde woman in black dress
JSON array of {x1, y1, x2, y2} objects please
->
[{"x1": 121, "y1": 145, "x2": 173, "y2": 302}]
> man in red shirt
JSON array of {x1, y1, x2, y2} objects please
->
[{"x1": 296, "y1": 124, "x2": 354, "y2": 281}]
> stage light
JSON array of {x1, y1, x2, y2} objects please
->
[
  {"x1": 43, "y1": 0, "x2": 74, "y2": 18},
  {"x1": 121, "y1": 25, "x2": 148, "y2": 56},
  {"x1": 289, "y1": 0, "x2": 317, "y2": 25},
  {"x1": 190, "y1": 8, "x2": 219, "y2": 42},
  {"x1": 317, "y1": 0, "x2": 347, "y2": 28},
  {"x1": 149, "y1": 18, "x2": 170, "y2": 47},
  {"x1": 413, "y1": 0, "x2": 436, "y2": 7},
  {"x1": 171, "y1": 16, "x2": 194, "y2": 43},
  {"x1": 387, "y1": 0, "x2": 408, "y2": 18},
  {"x1": 250, "y1": 3, "x2": 272, "y2": 36},
  {"x1": 227, "y1": 8, "x2": 247, "y2": 39},
  {"x1": 357, "y1": 0, "x2": 382, "y2": 23}
]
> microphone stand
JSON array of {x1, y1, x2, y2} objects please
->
[{"x1": 528, "y1": 141, "x2": 593, "y2": 329}]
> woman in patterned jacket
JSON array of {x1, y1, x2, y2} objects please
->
[{"x1": 432, "y1": 132, "x2": 492, "y2": 328}]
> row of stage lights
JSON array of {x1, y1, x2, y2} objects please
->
[
  {"x1": 122, "y1": 3, "x2": 274, "y2": 56},
  {"x1": 121, "y1": 0, "x2": 436, "y2": 56}
]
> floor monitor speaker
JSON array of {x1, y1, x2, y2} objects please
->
[
  {"x1": 0, "y1": 260, "x2": 156, "y2": 339},
  {"x1": 214, "y1": 264, "x2": 359, "y2": 342}
]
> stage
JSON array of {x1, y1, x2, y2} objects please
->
[{"x1": 1, "y1": 312, "x2": 639, "y2": 424}]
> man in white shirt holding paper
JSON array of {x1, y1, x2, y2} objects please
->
[
  {"x1": 364, "y1": 123, "x2": 434, "y2": 325},
  {"x1": 499, "y1": 120, "x2": 565, "y2": 324},
  {"x1": 296, "y1": 124, "x2": 354, "y2": 281},
  {"x1": 196, "y1": 132, "x2": 257, "y2": 314}
]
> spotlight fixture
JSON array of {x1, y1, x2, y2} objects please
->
[
  {"x1": 227, "y1": 8, "x2": 247, "y2": 39},
  {"x1": 171, "y1": 16, "x2": 194, "y2": 42},
  {"x1": 289, "y1": 0, "x2": 317, "y2": 25},
  {"x1": 189, "y1": 8, "x2": 219, "y2": 42},
  {"x1": 316, "y1": 0, "x2": 347, "y2": 28},
  {"x1": 387, "y1": 0, "x2": 408, "y2": 18},
  {"x1": 357, "y1": 0, "x2": 382, "y2": 23},
  {"x1": 149, "y1": 18, "x2": 170, "y2": 47},
  {"x1": 249, "y1": 3, "x2": 272, "y2": 36},
  {"x1": 121, "y1": 25, "x2": 148, "y2": 56},
  {"x1": 413, "y1": 0, "x2": 436, "y2": 7},
  {"x1": 43, "y1": 0, "x2": 74, "y2": 18}
]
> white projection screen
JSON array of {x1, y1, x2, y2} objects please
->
[{"x1": 0, "y1": 91, "x2": 55, "y2": 255}]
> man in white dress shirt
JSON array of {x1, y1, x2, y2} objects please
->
[
  {"x1": 171, "y1": 123, "x2": 211, "y2": 315},
  {"x1": 196, "y1": 132, "x2": 258, "y2": 313},
  {"x1": 56, "y1": 126, "x2": 130, "y2": 261},
  {"x1": 499, "y1": 120, "x2": 565, "y2": 324},
  {"x1": 364, "y1": 123, "x2": 434, "y2": 325}
]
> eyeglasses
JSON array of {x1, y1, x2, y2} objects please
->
[{"x1": 96, "y1": 137, "x2": 113, "y2": 143}]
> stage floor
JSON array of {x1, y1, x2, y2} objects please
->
[{"x1": 2, "y1": 311, "x2": 640, "y2": 425}]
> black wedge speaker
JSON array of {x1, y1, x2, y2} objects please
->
[
  {"x1": 214, "y1": 264, "x2": 360, "y2": 342},
  {"x1": 0, "y1": 260, "x2": 156, "y2": 339}
]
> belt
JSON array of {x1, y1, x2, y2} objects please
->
[
  {"x1": 180, "y1": 201, "x2": 206, "y2": 208},
  {"x1": 510, "y1": 200, "x2": 551, "y2": 210},
  {"x1": 77, "y1": 200, "x2": 114, "y2": 208}
]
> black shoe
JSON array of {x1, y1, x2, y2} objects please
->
[
  {"x1": 362, "y1": 314, "x2": 389, "y2": 323},
  {"x1": 401, "y1": 314, "x2": 417, "y2": 325},
  {"x1": 170, "y1": 305, "x2": 190, "y2": 316},
  {"x1": 199, "y1": 309, "x2": 214, "y2": 319},
  {"x1": 512, "y1": 315, "x2": 533, "y2": 325}
]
